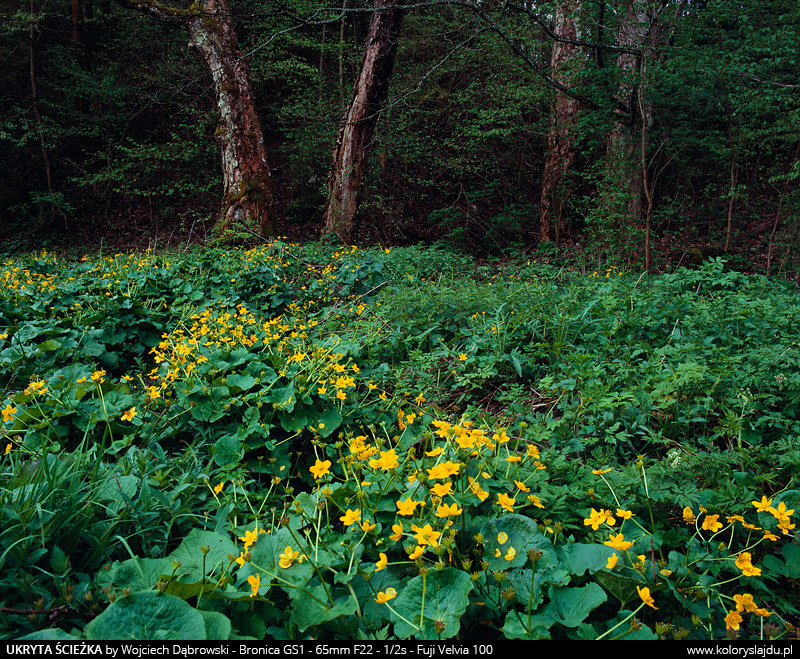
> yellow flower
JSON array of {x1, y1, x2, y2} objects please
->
[
  {"x1": 396, "y1": 498, "x2": 423, "y2": 516},
  {"x1": 768, "y1": 501, "x2": 795, "y2": 523},
  {"x1": 375, "y1": 588, "x2": 397, "y2": 604},
  {"x1": 527, "y1": 495, "x2": 545, "y2": 509},
  {"x1": 375, "y1": 553, "x2": 388, "y2": 571},
  {"x1": 248, "y1": 573, "x2": 261, "y2": 597},
  {"x1": 497, "y1": 532, "x2": 509, "y2": 545},
  {"x1": 234, "y1": 552, "x2": 247, "y2": 568},
  {"x1": 752, "y1": 496, "x2": 773, "y2": 512},
  {"x1": 637, "y1": 586, "x2": 657, "y2": 610},
  {"x1": 493, "y1": 430, "x2": 510, "y2": 444},
  {"x1": 616, "y1": 509, "x2": 634, "y2": 520},
  {"x1": 467, "y1": 477, "x2": 489, "y2": 502},
  {"x1": 435, "y1": 503, "x2": 463, "y2": 518},
  {"x1": 360, "y1": 520, "x2": 377, "y2": 533},
  {"x1": 310, "y1": 459, "x2": 332, "y2": 480},
  {"x1": 427, "y1": 461, "x2": 460, "y2": 480},
  {"x1": 431, "y1": 482, "x2": 452, "y2": 497},
  {"x1": 497, "y1": 493, "x2": 516, "y2": 513},
  {"x1": 408, "y1": 545, "x2": 425, "y2": 560},
  {"x1": 1, "y1": 404, "x2": 17, "y2": 423},
  {"x1": 390, "y1": 522, "x2": 404, "y2": 541},
  {"x1": 733, "y1": 593, "x2": 757, "y2": 613},
  {"x1": 701, "y1": 514, "x2": 723, "y2": 533},
  {"x1": 682, "y1": 506, "x2": 696, "y2": 525},
  {"x1": 411, "y1": 524, "x2": 441, "y2": 547},
  {"x1": 584, "y1": 508, "x2": 615, "y2": 531},
  {"x1": 425, "y1": 447, "x2": 444, "y2": 457},
  {"x1": 724, "y1": 610, "x2": 742, "y2": 630},
  {"x1": 121, "y1": 407, "x2": 136, "y2": 422},
  {"x1": 213, "y1": 482, "x2": 224, "y2": 495},
  {"x1": 606, "y1": 553, "x2": 619, "y2": 569},
  {"x1": 278, "y1": 546, "x2": 302, "y2": 569},
  {"x1": 340, "y1": 509, "x2": 361, "y2": 527},
  {"x1": 458, "y1": 353, "x2": 468, "y2": 361},
  {"x1": 91, "y1": 370, "x2": 106, "y2": 382},
  {"x1": 369, "y1": 448, "x2": 399, "y2": 470},
  {"x1": 239, "y1": 528, "x2": 260, "y2": 551},
  {"x1": 604, "y1": 533, "x2": 633, "y2": 551},
  {"x1": 592, "y1": 468, "x2": 612, "y2": 475},
  {"x1": 734, "y1": 552, "x2": 761, "y2": 577},
  {"x1": 24, "y1": 380, "x2": 47, "y2": 396},
  {"x1": 504, "y1": 547, "x2": 517, "y2": 561}
]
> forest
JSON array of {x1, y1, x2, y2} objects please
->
[
  {"x1": 1, "y1": 0, "x2": 800, "y2": 644},
  {"x1": 1, "y1": 0, "x2": 798, "y2": 272}
]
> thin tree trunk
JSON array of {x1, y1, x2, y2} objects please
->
[
  {"x1": 322, "y1": 0, "x2": 403, "y2": 244},
  {"x1": 115, "y1": 0, "x2": 275, "y2": 241},
  {"x1": 640, "y1": 92, "x2": 652, "y2": 272},
  {"x1": 723, "y1": 92, "x2": 738, "y2": 252},
  {"x1": 605, "y1": 0, "x2": 650, "y2": 231},
  {"x1": 539, "y1": 0, "x2": 582, "y2": 244}
]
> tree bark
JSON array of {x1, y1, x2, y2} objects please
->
[
  {"x1": 605, "y1": 0, "x2": 652, "y2": 231},
  {"x1": 322, "y1": 0, "x2": 403, "y2": 244},
  {"x1": 539, "y1": 0, "x2": 582, "y2": 244},
  {"x1": 115, "y1": 0, "x2": 275, "y2": 241}
]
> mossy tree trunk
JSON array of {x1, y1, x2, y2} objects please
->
[
  {"x1": 322, "y1": 0, "x2": 403, "y2": 245},
  {"x1": 115, "y1": 0, "x2": 275, "y2": 242}
]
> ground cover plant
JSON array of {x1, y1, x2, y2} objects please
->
[{"x1": 1, "y1": 242, "x2": 799, "y2": 641}]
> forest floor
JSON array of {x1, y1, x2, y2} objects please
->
[{"x1": 2, "y1": 206, "x2": 798, "y2": 283}]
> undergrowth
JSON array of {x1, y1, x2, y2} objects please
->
[{"x1": 1, "y1": 243, "x2": 798, "y2": 640}]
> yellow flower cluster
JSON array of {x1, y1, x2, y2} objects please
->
[{"x1": 724, "y1": 593, "x2": 773, "y2": 630}]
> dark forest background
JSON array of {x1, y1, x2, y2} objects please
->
[{"x1": 1, "y1": 0, "x2": 798, "y2": 275}]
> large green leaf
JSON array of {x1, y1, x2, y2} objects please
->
[
  {"x1": 200, "y1": 610, "x2": 232, "y2": 640},
  {"x1": 290, "y1": 585, "x2": 358, "y2": 632},
  {"x1": 481, "y1": 514, "x2": 553, "y2": 571},
  {"x1": 95, "y1": 557, "x2": 173, "y2": 593},
  {"x1": 84, "y1": 591, "x2": 206, "y2": 640},
  {"x1": 169, "y1": 530, "x2": 238, "y2": 588},
  {"x1": 501, "y1": 612, "x2": 552, "y2": 639},
  {"x1": 241, "y1": 528, "x2": 315, "y2": 593},
  {"x1": 558, "y1": 542, "x2": 616, "y2": 576},
  {"x1": 531, "y1": 583, "x2": 607, "y2": 629},
  {"x1": 390, "y1": 568, "x2": 473, "y2": 639}
]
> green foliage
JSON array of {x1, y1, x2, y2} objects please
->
[{"x1": 1, "y1": 244, "x2": 798, "y2": 640}]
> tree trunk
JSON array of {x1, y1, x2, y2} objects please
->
[
  {"x1": 605, "y1": 0, "x2": 651, "y2": 232},
  {"x1": 115, "y1": 0, "x2": 275, "y2": 242},
  {"x1": 539, "y1": 0, "x2": 582, "y2": 244},
  {"x1": 322, "y1": 0, "x2": 403, "y2": 244}
]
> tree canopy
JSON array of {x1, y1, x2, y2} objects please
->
[{"x1": 1, "y1": 0, "x2": 798, "y2": 271}]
